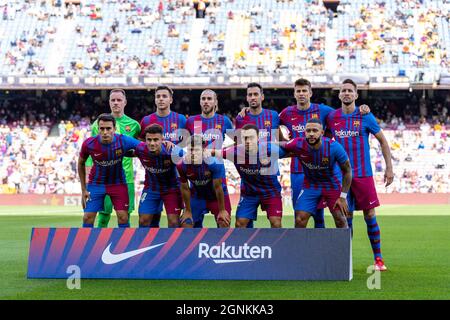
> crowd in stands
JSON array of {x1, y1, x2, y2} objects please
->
[
  {"x1": 336, "y1": 0, "x2": 450, "y2": 73},
  {"x1": 3, "y1": 0, "x2": 448, "y2": 77},
  {"x1": 0, "y1": 90, "x2": 449, "y2": 195}
]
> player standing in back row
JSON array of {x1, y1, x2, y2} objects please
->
[
  {"x1": 139, "y1": 85, "x2": 187, "y2": 228},
  {"x1": 326, "y1": 79, "x2": 394, "y2": 271}
]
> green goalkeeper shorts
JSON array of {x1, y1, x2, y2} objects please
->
[{"x1": 99, "y1": 183, "x2": 135, "y2": 215}]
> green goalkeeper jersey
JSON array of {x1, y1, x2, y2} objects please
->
[{"x1": 86, "y1": 114, "x2": 141, "y2": 183}]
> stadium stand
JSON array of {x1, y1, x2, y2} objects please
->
[{"x1": 1, "y1": 0, "x2": 449, "y2": 78}]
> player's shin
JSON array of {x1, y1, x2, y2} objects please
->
[
  {"x1": 364, "y1": 209, "x2": 382, "y2": 259},
  {"x1": 83, "y1": 212, "x2": 97, "y2": 227},
  {"x1": 116, "y1": 210, "x2": 130, "y2": 228},
  {"x1": 269, "y1": 216, "x2": 282, "y2": 228},
  {"x1": 313, "y1": 208, "x2": 325, "y2": 228},
  {"x1": 167, "y1": 214, "x2": 180, "y2": 228},
  {"x1": 97, "y1": 212, "x2": 112, "y2": 228},
  {"x1": 331, "y1": 210, "x2": 348, "y2": 229},
  {"x1": 150, "y1": 214, "x2": 161, "y2": 227},
  {"x1": 346, "y1": 212, "x2": 354, "y2": 237},
  {"x1": 295, "y1": 211, "x2": 310, "y2": 228},
  {"x1": 235, "y1": 218, "x2": 250, "y2": 228}
]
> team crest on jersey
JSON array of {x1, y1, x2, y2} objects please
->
[
  {"x1": 215, "y1": 124, "x2": 222, "y2": 130},
  {"x1": 322, "y1": 157, "x2": 329, "y2": 164},
  {"x1": 164, "y1": 160, "x2": 171, "y2": 167},
  {"x1": 115, "y1": 149, "x2": 123, "y2": 157},
  {"x1": 312, "y1": 114, "x2": 319, "y2": 119},
  {"x1": 204, "y1": 170, "x2": 212, "y2": 178},
  {"x1": 125, "y1": 125, "x2": 131, "y2": 132},
  {"x1": 353, "y1": 120, "x2": 360, "y2": 127},
  {"x1": 171, "y1": 123, "x2": 178, "y2": 130},
  {"x1": 264, "y1": 120, "x2": 271, "y2": 127}
]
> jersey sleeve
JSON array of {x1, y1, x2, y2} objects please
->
[
  {"x1": 185, "y1": 117, "x2": 194, "y2": 135},
  {"x1": 320, "y1": 104, "x2": 335, "y2": 128},
  {"x1": 224, "y1": 115, "x2": 234, "y2": 130},
  {"x1": 278, "y1": 108, "x2": 288, "y2": 125},
  {"x1": 234, "y1": 115, "x2": 243, "y2": 129},
  {"x1": 282, "y1": 138, "x2": 300, "y2": 153},
  {"x1": 210, "y1": 162, "x2": 226, "y2": 180},
  {"x1": 132, "y1": 121, "x2": 141, "y2": 139},
  {"x1": 271, "y1": 142, "x2": 287, "y2": 158},
  {"x1": 138, "y1": 116, "x2": 148, "y2": 140},
  {"x1": 271, "y1": 110, "x2": 280, "y2": 128},
  {"x1": 332, "y1": 141, "x2": 349, "y2": 165},
  {"x1": 179, "y1": 114, "x2": 187, "y2": 129},
  {"x1": 365, "y1": 113, "x2": 381, "y2": 135},
  {"x1": 176, "y1": 163, "x2": 188, "y2": 183},
  {"x1": 85, "y1": 122, "x2": 98, "y2": 167},
  {"x1": 122, "y1": 135, "x2": 141, "y2": 151},
  {"x1": 79, "y1": 140, "x2": 89, "y2": 160}
]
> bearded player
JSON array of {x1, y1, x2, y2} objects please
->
[{"x1": 326, "y1": 79, "x2": 393, "y2": 271}]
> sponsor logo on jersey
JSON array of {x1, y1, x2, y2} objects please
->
[
  {"x1": 335, "y1": 129, "x2": 360, "y2": 137},
  {"x1": 292, "y1": 124, "x2": 306, "y2": 132}
]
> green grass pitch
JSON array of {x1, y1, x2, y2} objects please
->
[{"x1": 0, "y1": 205, "x2": 449, "y2": 300}]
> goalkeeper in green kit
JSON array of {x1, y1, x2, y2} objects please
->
[{"x1": 85, "y1": 89, "x2": 140, "y2": 227}]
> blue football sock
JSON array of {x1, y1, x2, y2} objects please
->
[
  {"x1": 118, "y1": 223, "x2": 130, "y2": 228},
  {"x1": 313, "y1": 209, "x2": 325, "y2": 228},
  {"x1": 82, "y1": 223, "x2": 93, "y2": 228},
  {"x1": 365, "y1": 216, "x2": 382, "y2": 260},
  {"x1": 347, "y1": 217, "x2": 353, "y2": 237},
  {"x1": 150, "y1": 215, "x2": 161, "y2": 227}
]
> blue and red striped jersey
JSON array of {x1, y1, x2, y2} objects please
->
[
  {"x1": 326, "y1": 107, "x2": 380, "y2": 177},
  {"x1": 134, "y1": 142, "x2": 180, "y2": 192},
  {"x1": 279, "y1": 103, "x2": 334, "y2": 173},
  {"x1": 223, "y1": 144, "x2": 282, "y2": 198},
  {"x1": 176, "y1": 160, "x2": 228, "y2": 201},
  {"x1": 281, "y1": 137, "x2": 348, "y2": 191},
  {"x1": 235, "y1": 108, "x2": 279, "y2": 142},
  {"x1": 80, "y1": 134, "x2": 140, "y2": 185},
  {"x1": 139, "y1": 111, "x2": 187, "y2": 143},
  {"x1": 185, "y1": 113, "x2": 233, "y2": 147}
]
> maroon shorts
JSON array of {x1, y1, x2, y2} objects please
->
[
  {"x1": 261, "y1": 196, "x2": 283, "y2": 218},
  {"x1": 349, "y1": 176, "x2": 380, "y2": 211}
]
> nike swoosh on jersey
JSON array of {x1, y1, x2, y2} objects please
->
[
  {"x1": 101, "y1": 242, "x2": 166, "y2": 265},
  {"x1": 94, "y1": 153, "x2": 102, "y2": 157}
]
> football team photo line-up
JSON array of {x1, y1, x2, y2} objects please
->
[{"x1": 78, "y1": 79, "x2": 393, "y2": 271}]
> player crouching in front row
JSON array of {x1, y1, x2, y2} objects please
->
[
  {"x1": 177, "y1": 135, "x2": 232, "y2": 228},
  {"x1": 279, "y1": 118, "x2": 352, "y2": 229}
]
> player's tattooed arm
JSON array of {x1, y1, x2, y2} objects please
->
[
  {"x1": 180, "y1": 182, "x2": 193, "y2": 225},
  {"x1": 339, "y1": 159, "x2": 352, "y2": 194},
  {"x1": 374, "y1": 131, "x2": 394, "y2": 187},
  {"x1": 335, "y1": 159, "x2": 352, "y2": 216},
  {"x1": 77, "y1": 156, "x2": 89, "y2": 209},
  {"x1": 213, "y1": 178, "x2": 231, "y2": 227}
]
